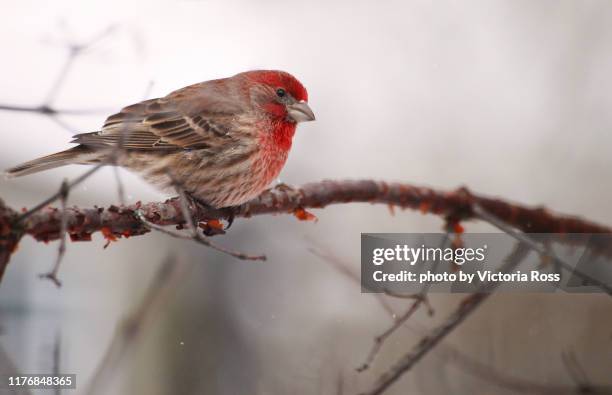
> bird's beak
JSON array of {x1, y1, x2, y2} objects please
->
[{"x1": 287, "y1": 101, "x2": 315, "y2": 123}]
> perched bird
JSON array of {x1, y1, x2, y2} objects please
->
[{"x1": 6, "y1": 70, "x2": 315, "y2": 208}]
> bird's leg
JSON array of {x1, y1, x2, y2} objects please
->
[
  {"x1": 221, "y1": 208, "x2": 235, "y2": 230},
  {"x1": 176, "y1": 191, "x2": 198, "y2": 231},
  {"x1": 183, "y1": 191, "x2": 209, "y2": 211},
  {"x1": 184, "y1": 192, "x2": 235, "y2": 233}
]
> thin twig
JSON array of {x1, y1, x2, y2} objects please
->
[
  {"x1": 317, "y1": 243, "x2": 612, "y2": 395},
  {"x1": 444, "y1": 343, "x2": 612, "y2": 395},
  {"x1": 52, "y1": 332, "x2": 61, "y2": 395},
  {"x1": 0, "y1": 25, "x2": 117, "y2": 119},
  {"x1": 44, "y1": 24, "x2": 117, "y2": 104},
  {"x1": 83, "y1": 254, "x2": 187, "y2": 395},
  {"x1": 361, "y1": 242, "x2": 531, "y2": 395},
  {"x1": 112, "y1": 166, "x2": 126, "y2": 206},
  {"x1": 0, "y1": 344, "x2": 33, "y2": 395},
  {"x1": 308, "y1": 246, "x2": 395, "y2": 316},
  {"x1": 309, "y1": 243, "x2": 434, "y2": 374},
  {"x1": 562, "y1": 350, "x2": 591, "y2": 390},
  {"x1": 169, "y1": 173, "x2": 199, "y2": 236},
  {"x1": 38, "y1": 179, "x2": 69, "y2": 287},
  {"x1": 135, "y1": 210, "x2": 265, "y2": 261},
  {"x1": 472, "y1": 203, "x2": 612, "y2": 297},
  {"x1": 0, "y1": 104, "x2": 110, "y2": 115},
  {"x1": 16, "y1": 115, "x2": 133, "y2": 225},
  {"x1": 0, "y1": 23, "x2": 151, "y2": 284},
  {"x1": 141, "y1": 80, "x2": 155, "y2": 100},
  {"x1": 356, "y1": 234, "x2": 448, "y2": 372},
  {"x1": 16, "y1": 163, "x2": 104, "y2": 223},
  {"x1": 44, "y1": 50, "x2": 78, "y2": 105},
  {"x1": 49, "y1": 114, "x2": 79, "y2": 133},
  {"x1": 336, "y1": 370, "x2": 345, "y2": 395}
]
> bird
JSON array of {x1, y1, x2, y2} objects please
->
[{"x1": 5, "y1": 70, "x2": 315, "y2": 209}]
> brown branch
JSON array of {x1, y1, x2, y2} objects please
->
[
  {"x1": 1, "y1": 179, "x2": 612, "y2": 282},
  {"x1": 16, "y1": 180, "x2": 612, "y2": 240}
]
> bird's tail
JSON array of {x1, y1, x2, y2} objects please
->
[{"x1": 5, "y1": 146, "x2": 95, "y2": 178}]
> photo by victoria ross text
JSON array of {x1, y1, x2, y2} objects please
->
[{"x1": 372, "y1": 269, "x2": 560, "y2": 284}]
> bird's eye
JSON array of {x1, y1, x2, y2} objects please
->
[{"x1": 276, "y1": 88, "x2": 286, "y2": 98}]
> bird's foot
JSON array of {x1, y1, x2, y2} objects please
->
[
  {"x1": 184, "y1": 192, "x2": 235, "y2": 234},
  {"x1": 219, "y1": 207, "x2": 235, "y2": 230}
]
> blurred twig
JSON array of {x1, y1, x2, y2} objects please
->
[
  {"x1": 135, "y1": 208, "x2": 265, "y2": 261},
  {"x1": 317, "y1": 244, "x2": 612, "y2": 395},
  {"x1": 108, "y1": 79, "x2": 155, "y2": 207},
  {"x1": 83, "y1": 254, "x2": 188, "y2": 395},
  {"x1": 445, "y1": 343, "x2": 612, "y2": 395},
  {"x1": 52, "y1": 332, "x2": 62, "y2": 395},
  {"x1": 0, "y1": 344, "x2": 33, "y2": 395},
  {"x1": 134, "y1": 169, "x2": 265, "y2": 261},
  {"x1": 361, "y1": 242, "x2": 531, "y2": 395},
  {"x1": 473, "y1": 203, "x2": 612, "y2": 296},
  {"x1": 38, "y1": 179, "x2": 69, "y2": 287},
  {"x1": 308, "y1": 245, "x2": 395, "y2": 316},
  {"x1": 355, "y1": 233, "x2": 448, "y2": 372},
  {"x1": 16, "y1": 163, "x2": 105, "y2": 223},
  {"x1": 0, "y1": 25, "x2": 118, "y2": 131}
]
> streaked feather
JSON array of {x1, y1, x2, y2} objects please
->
[{"x1": 6, "y1": 70, "x2": 309, "y2": 208}]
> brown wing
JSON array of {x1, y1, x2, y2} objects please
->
[{"x1": 72, "y1": 82, "x2": 243, "y2": 151}]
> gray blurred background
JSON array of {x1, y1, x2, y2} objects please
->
[{"x1": 1, "y1": 0, "x2": 611, "y2": 394}]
